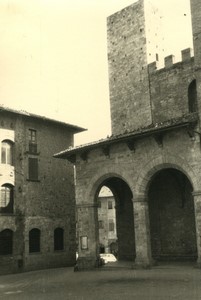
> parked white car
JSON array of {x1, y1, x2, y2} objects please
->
[{"x1": 100, "y1": 253, "x2": 117, "y2": 264}]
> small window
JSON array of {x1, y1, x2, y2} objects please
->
[
  {"x1": 99, "y1": 220, "x2": 104, "y2": 229},
  {"x1": 1, "y1": 140, "x2": 13, "y2": 165},
  {"x1": 188, "y1": 80, "x2": 197, "y2": 113},
  {"x1": 0, "y1": 229, "x2": 13, "y2": 255},
  {"x1": 155, "y1": 53, "x2": 159, "y2": 61},
  {"x1": 29, "y1": 228, "x2": 40, "y2": 253},
  {"x1": 29, "y1": 129, "x2": 37, "y2": 154},
  {"x1": 108, "y1": 201, "x2": 113, "y2": 209},
  {"x1": 28, "y1": 158, "x2": 38, "y2": 181},
  {"x1": 54, "y1": 228, "x2": 64, "y2": 251},
  {"x1": 0, "y1": 184, "x2": 14, "y2": 213},
  {"x1": 109, "y1": 220, "x2": 114, "y2": 232}
]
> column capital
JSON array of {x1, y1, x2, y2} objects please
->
[
  {"x1": 77, "y1": 203, "x2": 98, "y2": 209},
  {"x1": 133, "y1": 195, "x2": 148, "y2": 203},
  {"x1": 192, "y1": 190, "x2": 201, "y2": 197}
]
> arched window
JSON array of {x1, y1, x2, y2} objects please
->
[
  {"x1": 1, "y1": 140, "x2": 13, "y2": 165},
  {"x1": 188, "y1": 79, "x2": 197, "y2": 113},
  {"x1": 0, "y1": 229, "x2": 13, "y2": 255},
  {"x1": 54, "y1": 228, "x2": 64, "y2": 251},
  {"x1": 0, "y1": 184, "x2": 14, "y2": 213},
  {"x1": 29, "y1": 229, "x2": 41, "y2": 253}
]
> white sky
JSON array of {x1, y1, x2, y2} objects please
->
[{"x1": 0, "y1": 0, "x2": 193, "y2": 146}]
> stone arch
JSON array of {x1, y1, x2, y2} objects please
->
[
  {"x1": 136, "y1": 155, "x2": 198, "y2": 262},
  {"x1": 87, "y1": 171, "x2": 136, "y2": 262},
  {"x1": 88, "y1": 171, "x2": 134, "y2": 205},
  {"x1": 135, "y1": 155, "x2": 198, "y2": 197}
]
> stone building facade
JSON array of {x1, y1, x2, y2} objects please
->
[
  {"x1": 0, "y1": 107, "x2": 84, "y2": 275},
  {"x1": 55, "y1": 0, "x2": 201, "y2": 270}
]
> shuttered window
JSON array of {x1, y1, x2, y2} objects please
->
[
  {"x1": 109, "y1": 220, "x2": 114, "y2": 232},
  {"x1": 28, "y1": 158, "x2": 38, "y2": 181}
]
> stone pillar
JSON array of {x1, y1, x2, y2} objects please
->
[
  {"x1": 192, "y1": 191, "x2": 201, "y2": 267},
  {"x1": 75, "y1": 203, "x2": 100, "y2": 271},
  {"x1": 133, "y1": 195, "x2": 153, "y2": 268}
]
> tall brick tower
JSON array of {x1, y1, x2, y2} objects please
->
[
  {"x1": 190, "y1": 0, "x2": 201, "y2": 119},
  {"x1": 107, "y1": 0, "x2": 163, "y2": 136}
]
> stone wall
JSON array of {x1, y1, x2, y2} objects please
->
[
  {"x1": 74, "y1": 126, "x2": 201, "y2": 267},
  {"x1": 107, "y1": 0, "x2": 152, "y2": 135},
  {"x1": 148, "y1": 50, "x2": 195, "y2": 123},
  {"x1": 0, "y1": 110, "x2": 77, "y2": 274}
]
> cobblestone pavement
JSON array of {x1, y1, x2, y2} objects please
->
[{"x1": 0, "y1": 262, "x2": 200, "y2": 300}]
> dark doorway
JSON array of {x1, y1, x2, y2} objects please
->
[{"x1": 148, "y1": 168, "x2": 197, "y2": 262}]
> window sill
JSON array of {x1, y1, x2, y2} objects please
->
[
  {"x1": 24, "y1": 151, "x2": 40, "y2": 156},
  {"x1": 26, "y1": 179, "x2": 40, "y2": 182}
]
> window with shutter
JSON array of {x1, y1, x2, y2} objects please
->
[
  {"x1": 28, "y1": 158, "x2": 38, "y2": 181},
  {"x1": 29, "y1": 129, "x2": 37, "y2": 154}
]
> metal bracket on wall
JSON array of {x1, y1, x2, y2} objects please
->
[
  {"x1": 80, "y1": 151, "x2": 88, "y2": 162},
  {"x1": 153, "y1": 133, "x2": 163, "y2": 148},
  {"x1": 191, "y1": 129, "x2": 201, "y2": 149},
  {"x1": 102, "y1": 146, "x2": 110, "y2": 157},
  {"x1": 67, "y1": 154, "x2": 76, "y2": 164},
  {"x1": 126, "y1": 139, "x2": 136, "y2": 152},
  {"x1": 187, "y1": 127, "x2": 196, "y2": 139}
]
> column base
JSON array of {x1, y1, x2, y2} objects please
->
[
  {"x1": 195, "y1": 258, "x2": 201, "y2": 268},
  {"x1": 74, "y1": 256, "x2": 102, "y2": 271},
  {"x1": 132, "y1": 258, "x2": 155, "y2": 269}
]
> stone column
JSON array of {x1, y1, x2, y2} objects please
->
[
  {"x1": 192, "y1": 191, "x2": 201, "y2": 267},
  {"x1": 75, "y1": 203, "x2": 100, "y2": 271},
  {"x1": 133, "y1": 195, "x2": 153, "y2": 268}
]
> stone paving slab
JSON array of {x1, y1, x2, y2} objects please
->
[{"x1": 0, "y1": 263, "x2": 200, "y2": 300}]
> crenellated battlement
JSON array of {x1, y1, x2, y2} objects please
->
[{"x1": 148, "y1": 48, "x2": 194, "y2": 74}]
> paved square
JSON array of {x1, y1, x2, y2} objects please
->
[{"x1": 0, "y1": 263, "x2": 201, "y2": 300}]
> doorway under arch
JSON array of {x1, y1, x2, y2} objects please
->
[
  {"x1": 95, "y1": 177, "x2": 135, "y2": 262},
  {"x1": 148, "y1": 168, "x2": 197, "y2": 262}
]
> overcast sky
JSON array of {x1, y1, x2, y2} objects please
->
[{"x1": 0, "y1": 0, "x2": 193, "y2": 146}]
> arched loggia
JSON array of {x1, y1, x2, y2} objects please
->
[{"x1": 148, "y1": 168, "x2": 197, "y2": 262}]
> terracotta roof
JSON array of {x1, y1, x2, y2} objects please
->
[
  {"x1": 0, "y1": 105, "x2": 86, "y2": 133},
  {"x1": 54, "y1": 112, "x2": 198, "y2": 159}
]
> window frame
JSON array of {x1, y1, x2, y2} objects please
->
[
  {"x1": 0, "y1": 184, "x2": 14, "y2": 213},
  {"x1": 54, "y1": 228, "x2": 64, "y2": 251},
  {"x1": 1, "y1": 140, "x2": 13, "y2": 165},
  {"x1": 0, "y1": 229, "x2": 13, "y2": 255},
  {"x1": 28, "y1": 129, "x2": 37, "y2": 154},
  {"x1": 28, "y1": 157, "x2": 39, "y2": 181},
  {"x1": 29, "y1": 228, "x2": 41, "y2": 253}
]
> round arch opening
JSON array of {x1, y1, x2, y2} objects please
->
[
  {"x1": 95, "y1": 176, "x2": 136, "y2": 262},
  {"x1": 148, "y1": 168, "x2": 197, "y2": 262}
]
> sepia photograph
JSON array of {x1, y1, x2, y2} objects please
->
[{"x1": 0, "y1": 0, "x2": 201, "y2": 299}]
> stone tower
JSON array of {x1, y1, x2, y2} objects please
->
[
  {"x1": 107, "y1": 0, "x2": 163, "y2": 136},
  {"x1": 190, "y1": 0, "x2": 201, "y2": 120}
]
